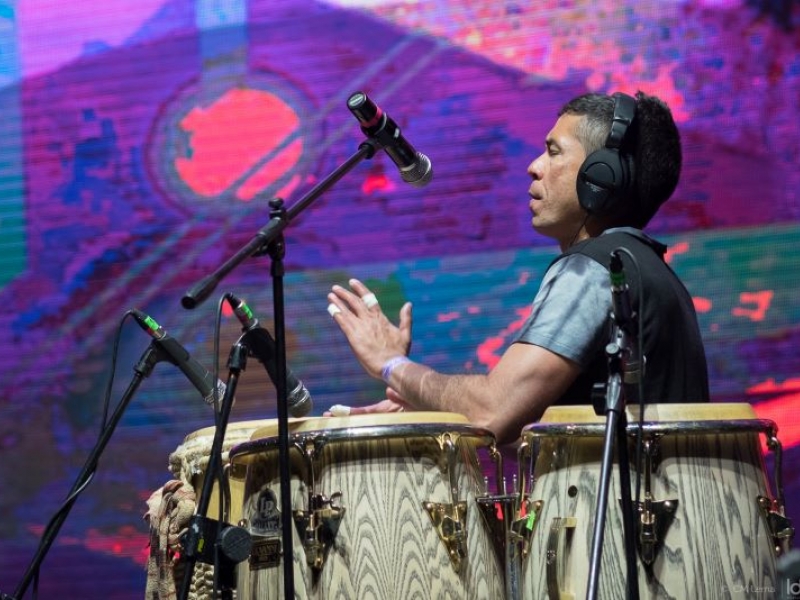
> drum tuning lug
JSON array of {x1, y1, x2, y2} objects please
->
[
  {"x1": 757, "y1": 495, "x2": 795, "y2": 556},
  {"x1": 423, "y1": 500, "x2": 468, "y2": 572},
  {"x1": 627, "y1": 497, "x2": 678, "y2": 567},
  {"x1": 293, "y1": 493, "x2": 346, "y2": 572}
]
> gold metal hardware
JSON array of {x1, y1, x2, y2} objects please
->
[
  {"x1": 290, "y1": 437, "x2": 346, "y2": 572},
  {"x1": 423, "y1": 432, "x2": 469, "y2": 572},
  {"x1": 546, "y1": 516, "x2": 577, "y2": 600},
  {"x1": 630, "y1": 438, "x2": 678, "y2": 566},
  {"x1": 293, "y1": 492, "x2": 345, "y2": 571},
  {"x1": 423, "y1": 500, "x2": 469, "y2": 573},
  {"x1": 757, "y1": 495, "x2": 795, "y2": 556}
]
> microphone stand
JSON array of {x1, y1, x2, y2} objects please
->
[
  {"x1": 177, "y1": 342, "x2": 251, "y2": 600},
  {"x1": 1, "y1": 343, "x2": 165, "y2": 600},
  {"x1": 180, "y1": 138, "x2": 381, "y2": 600},
  {"x1": 586, "y1": 324, "x2": 640, "y2": 600}
]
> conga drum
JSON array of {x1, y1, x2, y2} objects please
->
[
  {"x1": 516, "y1": 403, "x2": 792, "y2": 599},
  {"x1": 168, "y1": 420, "x2": 275, "y2": 598},
  {"x1": 231, "y1": 413, "x2": 505, "y2": 599},
  {"x1": 170, "y1": 419, "x2": 273, "y2": 524}
]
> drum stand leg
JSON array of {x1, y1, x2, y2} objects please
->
[{"x1": 476, "y1": 442, "x2": 542, "y2": 600}]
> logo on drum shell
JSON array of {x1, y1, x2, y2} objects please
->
[
  {"x1": 249, "y1": 487, "x2": 282, "y2": 537},
  {"x1": 250, "y1": 538, "x2": 282, "y2": 570}
]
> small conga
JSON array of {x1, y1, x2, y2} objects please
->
[
  {"x1": 170, "y1": 420, "x2": 274, "y2": 523},
  {"x1": 231, "y1": 412, "x2": 505, "y2": 600},
  {"x1": 165, "y1": 420, "x2": 276, "y2": 599},
  {"x1": 517, "y1": 403, "x2": 790, "y2": 599}
]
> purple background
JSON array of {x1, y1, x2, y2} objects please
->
[{"x1": 0, "y1": 1, "x2": 798, "y2": 597}]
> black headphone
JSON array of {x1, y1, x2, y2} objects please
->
[{"x1": 576, "y1": 92, "x2": 637, "y2": 215}]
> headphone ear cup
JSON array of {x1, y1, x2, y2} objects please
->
[
  {"x1": 577, "y1": 92, "x2": 637, "y2": 216},
  {"x1": 577, "y1": 147, "x2": 629, "y2": 215}
]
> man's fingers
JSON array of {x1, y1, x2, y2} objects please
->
[
  {"x1": 325, "y1": 399, "x2": 406, "y2": 416},
  {"x1": 348, "y1": 279, "x2": 381, "y2": 311},
  {"x1": 331, "y1": 284, "x2": 366, "y2": 314},
  {"x1": 330, "y1": 280, "x2": 384, "y2": 314},
  {"x1": 399, "y1": 301, "x2": 413, "y2": 329},
  {"x1": 348, "y1": 278, "x2": 372, "y2": 296},
  {"x1": 361, "y1": 292, "x2": 379, "y2": 309},
  {"x1": 398, "y1": 301, "x2": 413, "y2": 350}
]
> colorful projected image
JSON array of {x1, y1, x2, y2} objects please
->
[{"x1": 0, "y1": 0, "x2": 798, "y2": 597}]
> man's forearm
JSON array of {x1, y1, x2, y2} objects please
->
[{"x1": 384, "y1": 359, "x2": 496, "y2": 427}]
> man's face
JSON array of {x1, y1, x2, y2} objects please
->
[{"x1": 527, "y1": 113, "x2": 589, "y2": 249}]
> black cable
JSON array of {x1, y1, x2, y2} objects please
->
[
  {"x1": 212, "y1": 295, "x2": 227, "y2": 426},
  {"x1": 612, "y1": 247, "x2": 646, "y2": 512},
  {"x1": 29, "y1": 310, "x2": 134, "y2": 599},
  {"x1": 567, "y1": 213, "x2": 591, "y2": 249},
  {"x1": 101, "y1": 310, "x2": 135, "y2": 430},
  {"x1": 213, "y1": 293, "x2": 233, "y2": 597}
]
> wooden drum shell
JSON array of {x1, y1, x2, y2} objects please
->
[
  {"x1": 232, "y1": 413, "x2": 505, "y2": 600},
  {"x1": 518, "y1": 403, "x2": 782, "y2": 600}
]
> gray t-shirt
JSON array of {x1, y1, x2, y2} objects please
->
[{"x1": 514, "y1": 253, "x2": 611, "y2": 367}]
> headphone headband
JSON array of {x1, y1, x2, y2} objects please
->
[{"x1": 606, "y1": 93, "x2": 636, "y2": 150}]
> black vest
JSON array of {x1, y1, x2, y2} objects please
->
[{"x1": 554, "y1": 229, "x2": 710, "y2": 405}]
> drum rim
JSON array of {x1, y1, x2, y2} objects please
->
[
  {"x1": 229, "y1": 422, "x2": 496, "y2": 462},
  {"x1": 520, "y1": 418, "x2": 777, "y2": 439}
]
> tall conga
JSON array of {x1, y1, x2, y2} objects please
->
[
  {"x1": 517, "y1": 403, "x2": 792, "y2": 599},
  {"x1": 231, "y1": 413, "x2": 505, "y2": 599}
]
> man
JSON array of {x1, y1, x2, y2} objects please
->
[{"x1": 326, "y1": 91, "x2": 710, "y2": 444}]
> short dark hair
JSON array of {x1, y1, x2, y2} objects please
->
[{"x1": 559, "y1": 91, "x2": 682, "y2": 228}]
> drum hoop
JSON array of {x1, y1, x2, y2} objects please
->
[
  {"x1": 229, "y1": 422, "x2": 495, "y2": 461},
  {"x1": 520, "y1": 418, "x2": 777, "y2": 440}
]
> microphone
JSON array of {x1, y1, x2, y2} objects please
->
[
  {"x1": 347, "y1": 91, "x2": 433, "y2": 188},
  {"x1": 226, "y1": 294, "x2": 313, "y2": 418},
  {"x1": 609, "y1": 250, "x2": 642, "y2": 386},
  {"x1": 130, "y1": 309, "x2": 226, "y2": 404}
]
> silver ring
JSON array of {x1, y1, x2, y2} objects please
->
[{"x1": 361, "y1": 293, "x2": 379, "y2": 309}]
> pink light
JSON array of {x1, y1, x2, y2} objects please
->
[
  {"x1": 475, "y1": 306, "x2": 533, "y2": 369},
  {"x1": 175, "y1": 88, "x2": 303, "y2": 200},
  {"x1": 732, "y1": 290, "x2": 774, "y2": 322},
  {"x1": 437, "y1": 311, "x2": 461, "y2": 323},
  {"x1": 362, "y1": 173, "x2": 396, "y2": 194},
  {"x1": 664, "y1": 241, "x2": 689, "y2": 264},
  {"x1": 752, "y1": 393, "x2": 800, "y2": 451},
  {"x1": 693, "y1": 297, "x2": 712, "y2": 313}
]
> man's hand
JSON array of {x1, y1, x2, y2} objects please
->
[{"x1": 327, "y1": 278, "x2": 413, "y2": 380}]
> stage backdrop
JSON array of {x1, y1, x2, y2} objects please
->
[{"x1": 0, "y1": 0, "x2": 798, "y2": 597}]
